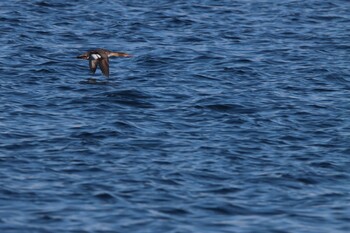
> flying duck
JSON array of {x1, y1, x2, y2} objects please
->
[{"x1": 77, "y1": 48, "x2": 131, "y2": 78}]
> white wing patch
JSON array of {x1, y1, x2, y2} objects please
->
[{"x1": 91, "y1": 54, "x2": 101, "y2": 60}]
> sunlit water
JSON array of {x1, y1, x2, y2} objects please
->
[{"x1": 1, "y1": 0, "x2": 350, "y2": 232}]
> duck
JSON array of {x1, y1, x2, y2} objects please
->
[{"x1": 77, "y1": 48, "x2": 131, "y2": 78}]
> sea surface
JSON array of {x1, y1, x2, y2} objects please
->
[{"x1": 1, "y1": 0, "x2": 350, "y2": 232}]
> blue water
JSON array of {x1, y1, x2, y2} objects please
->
[{"x1": 1, "y1": 0, "x2": 350, "y2": 232}]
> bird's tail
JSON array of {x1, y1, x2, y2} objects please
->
[{"x1": 110, "y1": 52, "x2": 132, "y2": 57}]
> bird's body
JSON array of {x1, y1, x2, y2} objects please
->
[{"x1": 77, "y1": 49, "x2": 131, "y2": 78}]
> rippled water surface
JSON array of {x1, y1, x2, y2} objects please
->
[{"x1": 1, "y1": 0, "x2": 350, "y2": 232}]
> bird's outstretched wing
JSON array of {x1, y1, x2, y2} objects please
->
[
  {"x1": 89, "y1": 59, "x2": 98, "y2": 74},
  {"x1": 99, "y1": 57, "x2": 110, "y2": 78}
]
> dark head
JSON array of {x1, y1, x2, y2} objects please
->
[{"x1": 77, "y1": 54, "x2": 89, "y2": 59}]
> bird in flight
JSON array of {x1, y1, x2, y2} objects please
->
[{"x1": 77, "y1": 48, "x2": 131, "y2": 78}]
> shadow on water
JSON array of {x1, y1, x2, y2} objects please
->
[{"x1": 78, "y1": 78, "x2": 110, "y2": 85}]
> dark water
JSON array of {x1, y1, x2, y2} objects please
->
[{"x1": 1, "y1": 0, "x2": 350, "y2": 232}]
